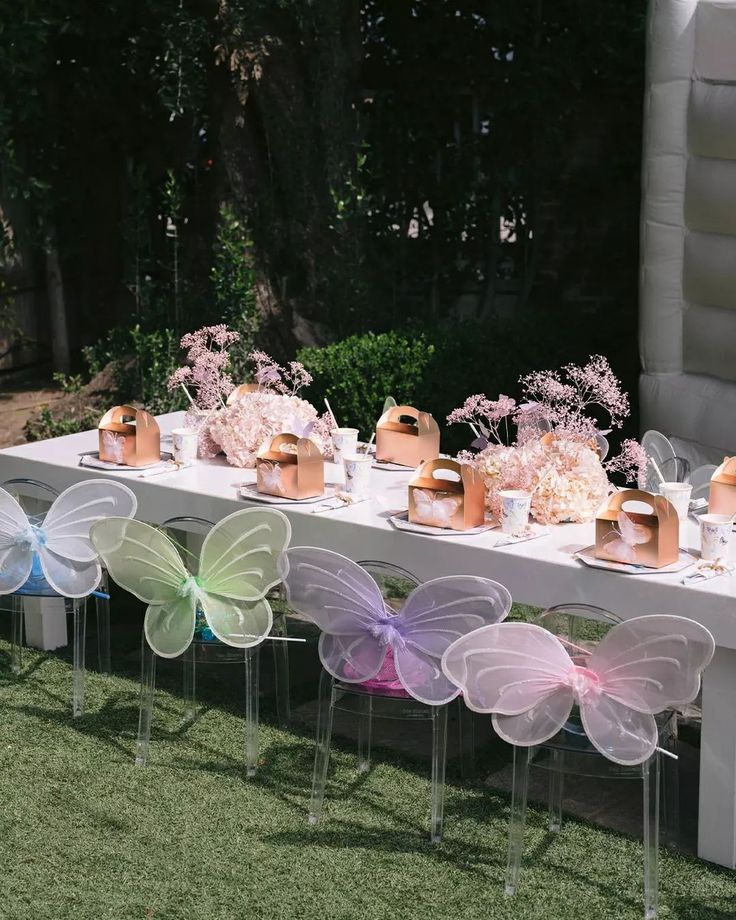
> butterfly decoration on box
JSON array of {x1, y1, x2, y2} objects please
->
[
  {"x1": 0, "y1": 480, "x2": 137, "y2": 598},
  {"x1": 442, "y1": 615, "x2": 714, "y2": 765},
  {"x1": 259, "y1": 461, "x2": 286, "y2": 495},
  {"x1": 603, "y1": 510, "x2": 652, "y2": 564},
  {"x1": 102, "y1": 430, "x2": 126, "y2": 464},
  {"x1": 90, "y1": 508, "x2": 291, "y2": 657},
  {"x1": 412, "y1": 489, "x2": 461, "y2": 527},
  {"x1": 286, "y1": 415, "x2": 316, "y2": 440},
  {"x1": 278, "y1": 547, "x2": 511, "y2": 705}
]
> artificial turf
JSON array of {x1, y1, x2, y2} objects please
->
[{"x1": 1, "y1": 634, "x2": 735, "y2": 920}]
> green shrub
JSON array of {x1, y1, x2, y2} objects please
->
[{"x1": 298, "y1": 331, "x2": 435, "y2": 438}]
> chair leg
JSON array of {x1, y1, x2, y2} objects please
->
[
  {"x1": 663, "y1": 716, "x2": 680, "y2": 847},
  {"x1": 10, "y1": 594, "x2": 23, "y2": 675},
  {"x1": 71, "y1": 598, "x2": 87, "y2": 718},
  {"x1": 505, "y1": 747, "x2": 531, "y2": 896},
  {"x1": 182, "y1": 646, "x2": 197, "y2": 724},
  {"x1": 548, "y1": 749, "x2": 564, "y2": 833},
  {"x1": 357, "y1": 694, "x2": 373, "y2": 773},
  {"x1": 643, "y1": 754, "x2": 661, "y2": 920},
  {"x1": 244, "y1": 646, "x2": 260, "y2": 777},
  {"x1": 271, "y1": 614, "x2": 291, "y2": 729},
  {"x1": 136, "y1": 636, "x2": 157, "y2": 767},
  {"x1": 309, "y1": 669, "x2": 335, "y2": 826},
  {"x1": 458, "y1": 699, "x2": 476, "y2": 780},
  {"x1": 430, "y1": 704, "x2": 449, "y2": 844},
  {"x1": 95, "y1": 570, "x2": 111, "y2": 676}
]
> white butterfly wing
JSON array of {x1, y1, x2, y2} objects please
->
[
  {"x1": 0, "y1": 488, "x2": 33, "y2": 593},
  {"x1": 42, "y1": 480, "x2": 138, "y2": 562}
]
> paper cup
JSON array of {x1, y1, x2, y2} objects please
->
[
  {"x1": 331, "y1": 427, "x2": 359, "y2": 465},
  {"x1": 700, "y1": 514, "x2": 733, "y2": 562},
  {"x1": 171, "y1": 427, "x2": 198, "y2": 464},
  {"x1": 343, "y1": 453, "x2": 372, "y2": 497},
  {"x1": 499, "y1": 489, "x2": 532, "y2": 535},
  {"x1": 660, "y1": 481, "x2": 692, "y2": 521}
]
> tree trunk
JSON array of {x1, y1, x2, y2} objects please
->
[{"x1": 45, "y1": 240, "x2": 71, "y2": 373}]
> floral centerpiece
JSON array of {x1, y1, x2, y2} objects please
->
[
  {"x1": 448, "y1": 356, "x2": 647, "y2": 525},
  {"x1": 168, "y1": 327, "x2": 334, "y2": 467},
  {"x1": 207, "y1": 351, "x2": 334, "y2": 468}
]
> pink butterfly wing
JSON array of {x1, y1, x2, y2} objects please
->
[
  {"x1": 442, "y1": 622, "x2": 576, "y2": 745},
  {"x1": 279, "y1": 547, "x2": 387, "y2": 682},
  {"x1": 579, "y1": 615, "x2": 715, "y2": 765},
  {"x1": 391, "y1": 576, "x2": 512, "y2": 705}
]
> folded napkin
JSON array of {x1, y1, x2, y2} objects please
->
[
  {"x1": 682, "y1": 559, "x2": 735, "y2": 585},
  {"x1": 310, "y1": 493, "x2": 370, "y2": 514}
]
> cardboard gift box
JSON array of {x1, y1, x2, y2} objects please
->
[
  {"x1": 408, "y1": 458, "x2": 485, "y2": 531},
  {"x1": 709, "y1": 458, "x2": 736, "y2": 515},
  {"x1": 595, "y1": 488, "x2": 679, "y2": 569},
  {"x1": 98, "y1": 405, "x2": 160, "y2": 467},
  {"x1": 256, "y1": 433, "x2": 324, "y2": 500},
  {"x1": 226, "y1": 383, "x2": 260, "y2": 405},
  {"x1": 375, "y1": 404, "x2": 440, "y2": 468}
]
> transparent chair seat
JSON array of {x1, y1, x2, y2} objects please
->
[
  {"x1": 2, "y1": 478, "x2": 110, "y2": 718},
  {"x1": 135, "y1": 516, "x2": 289, "y2": 776},
  {"x1": 504, "y1": 604, "x2": 677, "y2": 920},
  {"x1": 308, "y1": 561, "x2": 474, "y2": 844}
]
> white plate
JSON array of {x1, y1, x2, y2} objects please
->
[
  {"x1": 238, "y1": 486, "x2": 330, "y2": 506},
  {"x1": 389, "y1": 511, "x2": 494, "y2": 536},
  {"x1": 79, "y1": 451, "x2": 174, "y2": 471},
  {"x1": 575, "y1": 546, "x2": 696, "y2": 575}
]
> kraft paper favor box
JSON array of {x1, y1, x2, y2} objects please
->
[
  {"x1": 256, "y1": 433, "x2": 324, "y2": 500},
  {"x1": 98, "y1": 405, "x2": 160, "y2": 467},
  {"x1": 375, "y1": 404, "x2": 440, "y2": 468},
  {"x1": 709, "y1": 458, "x2": 736, "y2": 515},
  {"x1": 595, "y1": 489, "x2": 679, "y2": 569},
  {"x1": 408, "y1": 458, "x2": 485, "y2": 531}
]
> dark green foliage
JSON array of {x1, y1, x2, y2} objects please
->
[
  {"x1": 299, "y1": 331, "x2": 436, "y2": 438},
  {"x1": 83, "y1": 325, "x2": 186, "y2": 415}
]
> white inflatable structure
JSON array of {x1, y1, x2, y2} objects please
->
[{"x1": 641, "y1": 0, "x2": 736, "y2": 465}]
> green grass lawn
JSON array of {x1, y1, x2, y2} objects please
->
[{"x1": 1, "y1": 634, "x2": 735, "y2": 920}]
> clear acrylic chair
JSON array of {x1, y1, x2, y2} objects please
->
[
  {"x1": 308, "y1": 561, "x2": 474, "y2": 844},
  {"x1": 1, "y1": 478, "x2": 111, "y2": 717},
  {"x1": 504, "y1": 604, "x2": 679, "y2": 920},
  {"x1": 690, "y1": 464, "x2": 717, "y2": 504},
  {"x1": 135, "y1": 515, "x2": 287, "y2": 775}
]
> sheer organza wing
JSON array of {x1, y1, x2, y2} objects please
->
[
  {"x1": 0, "y1": 488, "x2": 34, "y2": 593},
  {"x1": 90, "y1": 518, "x2": 188, "y2": 604},
  {"x1": 393, "y1": 576, "x2": 512, "y2": 705},
  {"x1": 198, "y1": 508, "x2": 291, "y2": 601},
  {"x1": 442, "y1": 622, "x2": 575, "y2": 745},
  {"x1": 279, "y1": 547, "x2": 387, "y2": 682},
  {"x1": 590, "y1": 615, "x2": 715, "y2": 714},
  {"x1": 578, "y1": 694, "x2": 659, "y2": 766},
  {"x1": 42, "y1": 480, "x2": 138, "y2": 562},
  {"x1": 200, "y1": 593, "x2": 273, "y2": 649},
  {"x1": 144, "y1": 595, "x2": 197, "y2": 659}
]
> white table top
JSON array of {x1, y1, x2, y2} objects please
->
[{"x1": 2, "y1": 412, "x2": 735, "y2": 648}]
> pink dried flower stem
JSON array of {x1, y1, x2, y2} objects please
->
[
  {"x1": 248, "y1": 351, "x2": 312, "y2": 396},
  {"x1": 168, "y1": 324, "x2": 240, "y2": 411},
  {"x1": 446, "y1": 394, "x2": 517, "y2": 445},
  {"x1": 604, "y1": 438, "x2": 648, "y2": 485}
]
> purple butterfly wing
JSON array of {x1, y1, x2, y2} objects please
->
[
  {"x1": 279, "y1": 547, "x2": 388, "y2": 682},
  {"x1": 392, "y1": 576, "x2": 512, "y2": 705}
]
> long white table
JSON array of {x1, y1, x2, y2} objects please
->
[{"x1": 2, "y1": 412, "x2": 736, "y2": 868}]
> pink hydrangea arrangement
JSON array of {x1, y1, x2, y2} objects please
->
[
  {"x1": 449, "y1": 356, "x2": 647, "y2": 525},
  {"x1": 208, "y1": 351, "x2": 334, "y2": 468}
]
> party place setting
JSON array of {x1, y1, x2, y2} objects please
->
[{"x1": 2, "y1": 329, "x2": 736, "y2": 920}]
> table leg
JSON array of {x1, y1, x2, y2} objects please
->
[{"x1": 698, "y1": 646, "x2": 736, "y2": 867}]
